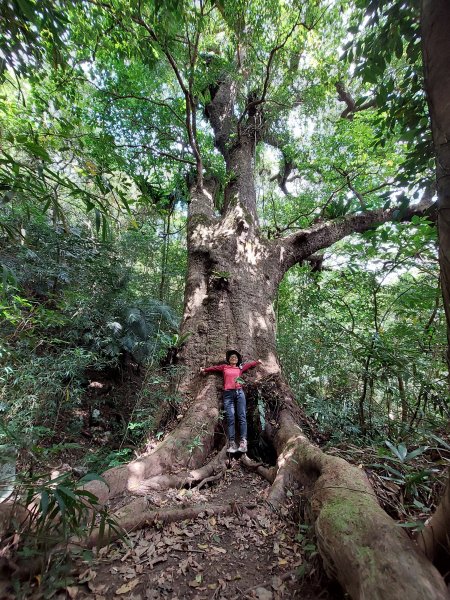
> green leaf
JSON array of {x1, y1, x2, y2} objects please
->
[
  {"x1": 24, "y1": 142, "x2": 51, "y2": 162},
  {"x1": 428, "y1": 434, "x2": 450, "y2": 450},
  {"x1": 383, "y1": 464, "x2": 405, "y2": 479},
  {"x1": 53, "y1": 490, "x2": 66, "y2": 515},
  {"x1": 385, "y1": 440, "x2": 402, "y2": 460},
  {"x1": 397, "y1": 521, "x2": 420, "y2": 528},
  {"x1": 40, "y1": 490, "x2": 49, "y2": 518},
  {"x1": 404, "y1": 446, "x2": 428, "y2": 461},
  {"x1": 397, "y1": 444, "x2": 408, "y2": 461},
  {"x1": 57, "y1": 484, "x2": 79, "y2": 502},
  {"x1": 16, "y1": 0, "x2": 36, "y2": 21}
]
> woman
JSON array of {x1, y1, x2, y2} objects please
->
[{"x1": 200, "y1": 350, "x2": 262, "y2": 453}]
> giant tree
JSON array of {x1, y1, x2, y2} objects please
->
[{"x1": 4, "y1": 0, "x2": 448, "y2": 597}]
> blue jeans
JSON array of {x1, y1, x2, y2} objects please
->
[{"x1": 223, "y1": 389, "x2": 247, "y2": 442}]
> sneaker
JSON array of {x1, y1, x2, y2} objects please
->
[
  {"x1": 238, "y1": 439, "x2": 248, "y2": 453},
  {"x1": 227, "y1": 441, "x2": 238, "y2": 453}
]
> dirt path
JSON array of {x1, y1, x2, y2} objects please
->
[{"x1": 70, "y1": 459, "x2": 343, "y2": 600}]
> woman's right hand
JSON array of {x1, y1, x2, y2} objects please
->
[{"x1": 199, "y1": 367, "x2": 205, "y2": 375}]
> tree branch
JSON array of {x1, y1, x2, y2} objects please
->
[
  {"x1": 237, "y1": 15, "x2": 303, "y2": 133},
  {"x1": 271, "y1": 203, "x2": 437, "y2": 276},
  {"x1": 113, "y1": 143, "x2": 196, "y2": 165},
  {"x1": 269, "y1": 158, "x2": 294, "y2": 195},
  {"x1": 102, "y1": 91, "x2": 185, "y2": 126},
  {"x1": 335, "y1": 82, "x2": 377, "y2": 120},
  {"x1": 131, "y1": 12, "x2": 204, "y2": 188},
  {"x1": 333, "y1": 166, "x2": 367, "y2": 210}
]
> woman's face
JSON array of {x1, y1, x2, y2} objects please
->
[{"x1": 228, "y1": 354, "x2": 238, "y2": 365}]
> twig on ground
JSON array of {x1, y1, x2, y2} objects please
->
[
  {"x1": 195, "y1": 468, "x2": 226, "y2": 491},
  {"x1": 233, "y1": 567, "x2": 298, "y2": 599}
]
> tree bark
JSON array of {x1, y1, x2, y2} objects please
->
[
  {"x1": 420, "y1": 0, "x2": 450, "y2": 575},
  {"x1": 398, "y1": 375, "x2": 408, "y2": 423},
  {"x1": 418, "y1": 468, "x2": 450, "y2": 577},
  {"x1": 422, "y1": 0, "x2": 450, "y2": 368},
  {"x1": 80, "y1": 191, "x2": 448, "y2": 596}
]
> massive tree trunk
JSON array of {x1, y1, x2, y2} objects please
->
[
  {"x1": 79, "y1": 60, "x2": 449, "y2": 598},
  {"x1": 420, "y1": 0, "x2": 450, "y2": 574}
]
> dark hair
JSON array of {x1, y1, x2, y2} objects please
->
[{"x1": 226, "y1": 349, "x2": 242, "y2": 365}]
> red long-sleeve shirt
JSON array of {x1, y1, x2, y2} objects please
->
[{"x1": 203, "y1": 361, "x2": 259, "y2": 390}]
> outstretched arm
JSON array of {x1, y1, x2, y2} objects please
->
[
  {"x1": 241, "y1": 359, "x2": 262, "y2": 373},
  {"x1": 200, "y1": 364, "x2": 226, "y2": 374}
]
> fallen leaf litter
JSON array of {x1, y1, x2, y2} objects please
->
[{"x1": 71, "y1": 460, "x2": 341, "y2": 599}]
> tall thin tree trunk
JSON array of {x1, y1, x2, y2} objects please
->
[
  {"x1": 358, "y1": 353, "x2": 371, "y2": 435},
  {"x1": 158, "y1": 210, "x2": 171, "y2": 302},
  {"x1": 420, "y1": 0, "x2": 450, "y2": 573},
  {"x1": 398, "y1": 374, "x2": 408, "y2": 423},
  {"x1": 422, "y1": 0, "x2": 450, "y2": 368}
]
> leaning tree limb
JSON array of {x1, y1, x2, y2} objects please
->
[
  {"x1": 335, "y1": 81, "x2": 376, "y2": 120},
  {"x1": 275, "y1": 202, "x2": 436, "y2": 275}
]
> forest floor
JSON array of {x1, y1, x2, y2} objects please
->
[{"x1": 64, "y1": 458, "x2": 344, "y2": 600}]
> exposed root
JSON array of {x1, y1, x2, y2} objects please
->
[
  {"x1": 195, "y1": 468, "x2": 226, "y2": 491},
  {"x1": 134, "y1": 446, "x2": 228, "y2": 493},
  {"x1": 82, "y1": 380, "x2": 221, "y2": 504},
  {"x1": 70, "y1": 371, "x2": 449, "y2": 599},
  {"x1": 417, "y1": 466, "x2": 450, "y2": 576},
  {"x1": 240, "y1": 455, "x2": 263, "y2": 468},
  {"x1": 84, "y1": 500, "x2": 258, "y2": 548},
  {"x1": 240, "y1": 454, "x2": 276, "y2": 483},
  {"x1": 264, "y1": 375, "x2": 450, "y2": 600},
  {"x1": 234, "y1": 567, "x2": 298, "y2": 599},
  {"x1": 267, "y1": 435, "x2": 302, "y2": 509}
]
